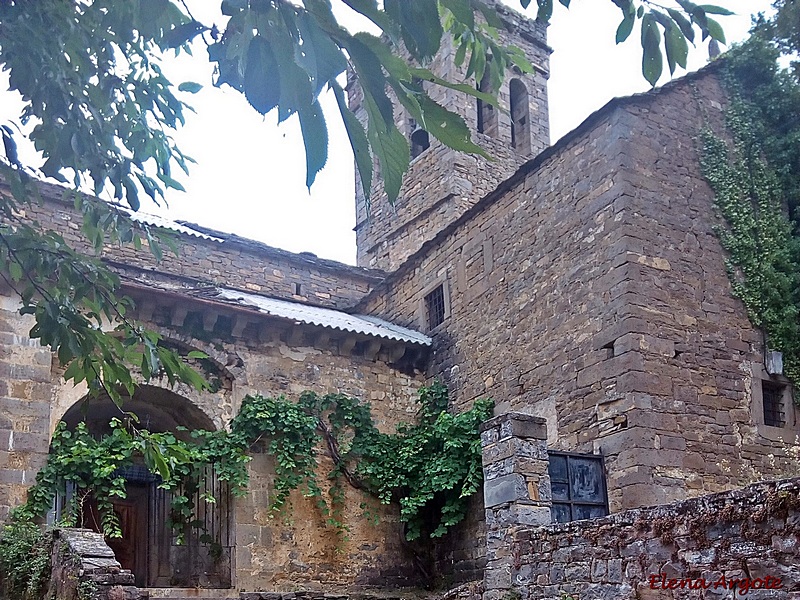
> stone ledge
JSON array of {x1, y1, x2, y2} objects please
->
[{"x1": 480, "y1": 413, "x2": 547, "y2": 440}]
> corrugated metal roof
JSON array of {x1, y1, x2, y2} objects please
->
[
  {"x1": 119, "y1": 208, "x2": 224, "y2": 242},
  {"x1": 214, "y1": 288, "x2": 431, "y2": 346}
]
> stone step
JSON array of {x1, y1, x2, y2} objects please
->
[{"x1": 141, "y1": 588, "x2": 238, "y2": 600}]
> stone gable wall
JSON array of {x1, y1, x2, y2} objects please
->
[{"x1": 358, "y1": 69, "x2": 800, "y2": 517}]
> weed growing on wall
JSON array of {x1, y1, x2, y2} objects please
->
[
  {"x1": 16, "y1": 383, "x2": 492, "y2": 543},
  {"x1": 701, "y1": 33, "x2": 800, "y2": 391},
  {"x1": 0, "y1": 518, "x2": 51, "y2": 599}
]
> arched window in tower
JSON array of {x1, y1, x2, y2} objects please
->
[
  {"x1": 410, "y1": 128, "x2": 430, "y2": 159},
  {"x1": 509, "y1": 78, "x2": 531, "y2": 154},
  {"x1": 408, "y1": 78, "x2": 431, "y2": 160},
  {"x1": 477, "y1": 69, "x2": 498, "y2": 137}
]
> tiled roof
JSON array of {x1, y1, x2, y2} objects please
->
[{"x1": 213, "y1": 288, "x2": 431, "y2": 346}]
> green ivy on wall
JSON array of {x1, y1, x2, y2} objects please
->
[
  {"x1": 13, "y1": 382, "x2": 492, "y2": 544},
  {"x1": 700, "y1": 33, "x2": 800, "y2": 394}
]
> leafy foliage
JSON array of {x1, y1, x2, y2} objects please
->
[
  {"x1": 700, "y1": 33, "x2": 800, "y2": 391},
  {"x1": 0, "y1": 185, "x2": 208, "y2": 409},
  {"x1": 0, "y1": 0, "x2": 210, "y2": 416},
  {"x1": 20, "y1": 383, "x2": 492, "y2": 543},
  {"x1": 768, "y1": 0, "x2": 800, "y2": 78},
  {"x1": 0, "y1": 517, "x2": 51, "y2": 600},
  {"x1": 0, "y1": 0, "x2": 732, "y2": 501}
]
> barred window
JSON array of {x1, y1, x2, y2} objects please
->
[
  {"x1": 548, "y1": 452, "x2": 609, "y2": 523},
  {"x1": 424, "y1": 285, "x2": 446, "y2": 330},
  {"x1": 762, "y1": 381, "x2": 786, "y2": 427}
]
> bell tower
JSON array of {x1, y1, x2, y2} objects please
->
[{"x1": 348, "y1": 2, "x2": 551, "y2": 271}]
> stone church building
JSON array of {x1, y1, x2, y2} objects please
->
[{"x1": 1, "y1": 2, "x2": 798, "y2": 597}]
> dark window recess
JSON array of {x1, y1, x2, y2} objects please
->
[
  {"x1": 294, "y1": 283, "x2": 302, "y2": 295},
  {"x1": 477, "y1": 68, "x2": 497, "y2": 137},
  {"x1": 548, "y1": 452, "x2": 609, "y2": 523},
  {"x1": 411, "y1": 129, "x2": 430, "y2": 159},
  {"x1": 424, "y1": 285, "x2": 446, "y2": 330},
  {"x1": 509, "y1": 78, "x2": 530, "y2": 154},
  {"x1": 762, "y1": 381, "x2": 786, "y2": 427}
]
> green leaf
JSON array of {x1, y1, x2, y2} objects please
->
[
  {"x1": 367, "y1": 123, "x2": 408, "y2": 204},
  {"x1": 187, "y1": 350, "x2": 208, "y2": 359},
  {"x1": 640, "y1": 13, "x2": 663, "y2": 86},
  {"x1": 665, "y1": 22, "x2": 689, "y2": 73},
  {"x1": 344, "y1": 36, "x2": 394, "y2": 130},
  {"x1": 440, "y1": 0, "x2": 474, "y2": 29},
  {"x1": 244, "y1": 35, "x2": 281, "y2": 115},
  {"x1": 698, "y1": 4, "x2": 734, "y2": 16},
  {"x1": 616, "y1": 13, "x2": 635, "y2": 44},
  {"x1": 340, "y1": 0, "x2": 397, "y2": 35},
  {"x1": 294, "y1": 12, "x2": 348, "y2": 97},
  {"x1": 410, "y1": 67, "x2": 499, "y2": 107},
  {"x1": 705, "y1": 16, "x2": 726, "y2": 44},
  {"x1": 297, "y1": 100, "x2": 329, "y2": 189},
  {"x1": 332, "y1": 82, "x2": 373, "y2": 204},
  {"x1": 536, "y1": 0, "x2": 553, "y2": 23},
  {"x1": 163, "y1": 20, "x2": 207, "y2": 48},
  {"x1": 385, "y1": 0, "x2": 443, "y2": 60},
  {"x1": 178, "y1": 82, "x2": 202, "y2": 93},
  {"x1": 667, "y1": 8, "x2": 695, "y2": 43},
  {"x1": 8, "y1": 261, "x2": 22, "y2": 282},
  {"x1": 221, "y1": 0, "x2": 247, "y2": 15},
  {"x1": 417, "y1": 96, "x2": 490, "y2": 158}
]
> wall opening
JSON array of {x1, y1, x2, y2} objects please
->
[
  {"x1": 477, "y1": 68, "x2": 497, "y2": 137},
  {"x1": 58, "y1": 387, "x2": 233, "y2": 589},
  {"x1": 548, "y1": 451, "x2": 609, "y2": 523},
  {"x1": 510, "y1": 78, "x2": 530, "y2": 155},
  {"x1": 424, "y1": 284, "x2": 446, "y2": 330},
  {"x1": 762, "y1": 380, "x2": 787, "y2": 427},
  {"x1": 411, "y1": 127, "x2": 430, "y2": 159}
]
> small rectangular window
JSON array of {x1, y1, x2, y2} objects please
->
[
  {"x1": 548, "y1": 452, "x2": 609, "y2": 523},
  {"x1": 762, "y1": 381, "x2": 786, "y2": 427},
  {"x1": 424, "y1": 285, "x2": 446, "y2": 330}
]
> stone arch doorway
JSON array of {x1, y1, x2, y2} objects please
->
[{"x1": 60, "y1": 385, "x2": 233, "y2": 589}]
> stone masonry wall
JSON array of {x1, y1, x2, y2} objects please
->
[
  {"x1": 358, "y1": 67, "x2": 800, "y2": 531},
  {"x1": 46, "y1": 528, "x2": 140, "y2": 600},
  {"x1": 479, "y1": 413, "x2": 800, "y2": 600},
  {"x1": 6, "y1": 181, "x2": 383, "y2": 310},
  {"x1": 0, "y1": 274, "x2": 426, "y2": 590},
  {"x1": 507, "y1": 478, "x2": 800, "y2": 600},
  {"x1": 350, "y1": 3, "x2": 551, "y2": 271}
]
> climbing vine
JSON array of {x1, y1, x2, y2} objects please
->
[
  {"x1": 15, "y1": 383, "x2": 492, "y2": 543},
  {"x1": 700, "y1": 32, "x2": 800, "y2": 392}
]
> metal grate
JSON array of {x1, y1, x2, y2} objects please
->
[
  {"x1": 548, "y1": 451, "x2": 609, "y2": 523},
  {"x1": 762, "y1": 381, "x2": 786, "y2": 427},
  {"x1": 424, "y1": 285, "x2": 446, "y2": 330}
]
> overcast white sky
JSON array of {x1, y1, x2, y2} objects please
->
[{"x1": 3, "y1": 1, "x2": 776, "y2": 265}]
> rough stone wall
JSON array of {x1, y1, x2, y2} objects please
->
[
  {"x1": 358, "y1": 67, "x2": 800, "y2": 519},
  {"x1": 46, "y1": 528, "x2": 140, "y2": 600},
  {"x1": 8, "y1": 182, "x2": 383, "y2": 310},
  {"x1": 507, "y1": 478, "x2": 800, "y2": 600},
  {"x1": 350, "y1": 3, "x2": 551, "y2": 271},
  {"x1": 0, "y1": 267, "x2": 426, "y2": 590}
]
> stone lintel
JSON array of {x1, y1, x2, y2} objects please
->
[{"x1": 480, "y1": 412, "x2": 547, "y2": 441}]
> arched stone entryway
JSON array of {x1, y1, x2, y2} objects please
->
[{"x1": 59, "y1": 386, "x2": 233, "y2": 589}]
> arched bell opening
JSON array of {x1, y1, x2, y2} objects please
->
[{"x1": 57, "y1": 385, "x2": 233, "y2": 589}]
